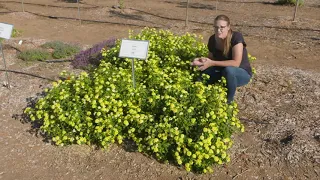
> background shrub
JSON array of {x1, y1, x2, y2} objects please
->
[
  {"x1": 41, "y1": 41, "x2": 66, "y2": 49},
  {"x1": 71, "y1": 38, "x2": 116, "y2": 69},
  {"x1": 52, "y1": 45, "x2": 80, "y2": 59},
  {"x1": 18, "y1": 49, "x2": 51, "y2": 61},
  {"x1": 277, "y1": 0, "x2": 304, "y2": 6},
  {"x1": 41, "y1": 41, "x2": 80, "y2": 59}
]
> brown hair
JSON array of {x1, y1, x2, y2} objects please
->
[{"x1": 214, "y1": 15, "x2": 233, "y2": 57}]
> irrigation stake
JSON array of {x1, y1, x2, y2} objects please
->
[{"x1": 293, "y1": 0, "x2": 299, "y2": 21}]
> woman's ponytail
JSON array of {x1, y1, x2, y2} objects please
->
[{"x1": 223, "y1": 29, "x2": 232, "y2": 57}]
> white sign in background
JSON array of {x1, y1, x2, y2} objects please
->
[
  {"x1": 119, "y1": 39, "x2": 149, "y2": 60},
  {"x1": 0, "y1": 23, "x2": 13, "y2": 40}
]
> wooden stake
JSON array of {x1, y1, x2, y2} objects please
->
[
  {"x1": 21, "y1": 0, "x2": 24, "y2": 12},
  {"x1": 216, "y1": 0, "x2": 218, "y2": 15},
  {"x1": 77, "y1": 0, "x2": 81, "y2": 25},
  {"x1": 293, "y1": 0, "x2": 299, "y2": 21},
  {"x1": 185, "y1": 0, "x2": 190, "y2": 27}
]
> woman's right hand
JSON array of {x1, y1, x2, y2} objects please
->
[{"x1": 191, "y1": 57, "x2": 208, "y2": 66}]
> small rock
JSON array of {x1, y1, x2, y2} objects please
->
[
  {"x1": 112, "y1": 5, "x2": 120, "y2": 9},
  {"x1": 2, "y1": 81, "x2": 13, "y2": 88},
  {"x1": 280, "y1": 134, "x2": 294, "y2": 145}
]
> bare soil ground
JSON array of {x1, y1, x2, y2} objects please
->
[{"x1": 0, "y1": 0, "x2": 319, "y2": 179}]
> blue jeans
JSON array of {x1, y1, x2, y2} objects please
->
[{"x1": 202, "y1": 66, "x2": 251, "y2": 103}]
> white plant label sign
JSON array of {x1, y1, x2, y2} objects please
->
[
  {"x1": 119, "y1": 39, "x2": 149, "y2": 60},
  {"x1": 0, "y1": 23, "x2": 14, "y2": 40}
]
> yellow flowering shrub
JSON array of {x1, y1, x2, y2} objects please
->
[{"x1": 25, "y1": 28, "x2": 249, "y2": 173}]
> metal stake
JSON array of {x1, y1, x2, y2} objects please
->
[
  {"x1": 0, "y1": 43, "x2": 11, "y2": 88},
  {"x1": 131, "y1": 58, "x2": 136, "y2": 88}
]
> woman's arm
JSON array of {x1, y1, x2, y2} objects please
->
[
  {"x1": 198, "y1": 43, "x2": 243, "y2": 71},
  {"x1": 208, "y1": 52, "x2": 214, "y2": 60}
]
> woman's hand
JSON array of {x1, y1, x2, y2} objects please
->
[
  {"x1": 191, "y1": 57, "x2": 208, "y2": 66},
  {"x1": 198, "y1": 59, "x2": 215, "y2": 71},
  {"x1": 191, "y1": 57, "x2": 215, "y2": 71}
]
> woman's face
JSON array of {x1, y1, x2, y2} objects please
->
[{"x1": 214, "y1": 20, "x2": 230, "y2": 39}]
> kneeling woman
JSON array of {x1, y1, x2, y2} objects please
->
[{"x1": 191, "y1": 14, "x2": 252, "y2": 104}]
